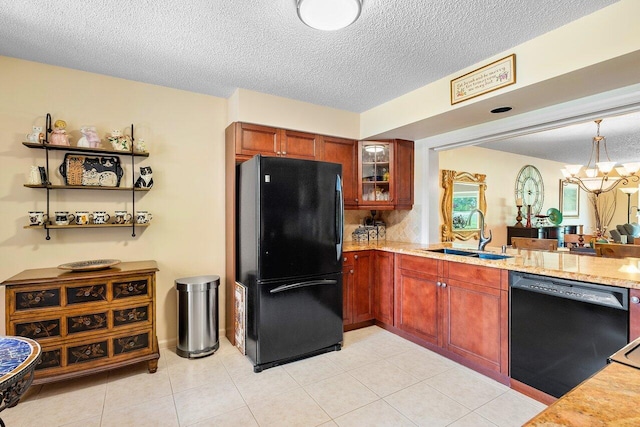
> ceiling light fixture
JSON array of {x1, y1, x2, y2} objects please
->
[
  {"x1": 297, "y1": 0, "x2": 362, "y2": 31},
  {"x1": 561, "y1": 119, "x2": 640, "y2": 196}
]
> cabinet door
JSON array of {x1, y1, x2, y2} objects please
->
[
  {"x1": 374, "y1": 251, "x2": 394, "y2": 326},
  {"x1": 234, "y1": 123, "x2": 279, "y2": 158},
  {"x1": 342, "y1": 254, "x2": 354, "y2": 326},
  {"x1": 394, "y1": 255, "x2": 440, "y2": 344},
  {"x1": 441, "y1": 263, "x2": 508, "y2": 374},
  {"x1": 322, "y1": 136, "x2": 358, "y2": 208},
  {"x1": 352, "y1": 251, "x2": 374, "y2": 323},
  {"x1": 394, "y1": 139, "x2": 414, "y2": 209},
  {"x1": 631, "y1": 289, "x2": 640, "y2": 340},
  {"x1": 280, "y1": 129, "x2": 319, "y2": 160},
  {"x1": 357, "y1": 141, "x2": 394, "y2": 209}
]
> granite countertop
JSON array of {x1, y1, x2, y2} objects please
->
[
  {"x1": 524, "y1": 362, "x2": 640, "y2": 426},
  {"x1": 343, "y1": 241, "x2": 640, "y2": 289}
]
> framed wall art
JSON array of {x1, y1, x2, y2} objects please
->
[
  {"x1": 560, "y1": 181, "x2": 580, "y2": 218},
  {"x1": 451, "y1": 54, "x2": 516, "y2": 105}
]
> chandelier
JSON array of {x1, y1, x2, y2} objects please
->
[{"x1": 561, "y1": 119, "x2": 640, "y2": 195}]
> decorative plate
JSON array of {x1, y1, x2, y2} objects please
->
[
  {"x1": 58, "y1": 259, "x2": 121, "y2": 271},
  {"x1": 547, "y1": 208, "x2": 563, "y2": 225}
]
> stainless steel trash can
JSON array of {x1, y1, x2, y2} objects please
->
[{"x1": 176, "y1": 275, "x2": 220, "y2": 358}]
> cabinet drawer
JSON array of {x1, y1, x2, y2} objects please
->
[
  {"x1": 398, "y1": 254, "x2": 439, "y2": 275},
  {"x1": 446, "y1": 262, "x2": 502, "y2": 289},
  {"x1": 36, "y1": 346, "x2": 63, "y2": 371},
  {"x1": 12, "y1": 317, "x2": 62, "y2": 339},
  {"x1": 112, "y1": 278, "x2": 150, "y2": 299},
  {"x1": 66, "y1": 283, "x2": 108, "y2": 304},
  {"x1": 113, "y1": 331, "x2": 151, "y2": 355},
  {"x1": 67, "y1": 311, "x2": 109, "y2": 335},
  {"x1": 67, "y1": 340, "x2": 109, "y2": 365},
  {"x1": 14, "y1": 287, "x2": 61, "y2": 311},
  {"x1": 112, "y1": 304, "x2": 151, "y2": 328}
]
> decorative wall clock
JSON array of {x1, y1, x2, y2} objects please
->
[{"x1": 515, "y1": 165, "x2": 544, "y2": 215}]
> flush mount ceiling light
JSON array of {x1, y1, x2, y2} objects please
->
[{"x1": 297, "y1": 0, "x2": 362, "y2": 31}]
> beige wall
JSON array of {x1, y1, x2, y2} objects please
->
[
  {"x1": 0, "y1": 56, "x2": 227, "y2": 347},
  {"x1": 439, "y1": 146, "x2": 593, "y2": 246}
]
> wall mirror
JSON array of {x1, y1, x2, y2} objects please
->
[{"x1": 441, "y1": 169, "x2": 487, "y2": 241}]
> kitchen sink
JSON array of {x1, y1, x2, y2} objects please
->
[
  {"x1": 422, "y1": 248, "x2": 512, "y2": 260},
  {"x1": 422, "y1": 248, "x2": 478, "y2": 257}
]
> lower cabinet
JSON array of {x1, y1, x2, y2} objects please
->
[
  {"x1": 442, "y1": 262, "x2": 508, "y2": 375},
  {"x1": 394, "y1": 254, "x2": 508, "y2": 376},
  {"x1": 374, "y1": 251, "x2": 394, "y2": 326},
  {"x1": 342, "y1": 251, "x2": 374, "y2": 328}
]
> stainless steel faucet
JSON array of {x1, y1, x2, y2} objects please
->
[{"x1": 467, "y1": 209, "x2": 492, "y2": 251}]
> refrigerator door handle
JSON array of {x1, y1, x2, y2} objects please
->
[
  {"x1": 335, "y1": 174, "x2": 344, "y2": 261},
  {"x1": 270, "y1": 279, "x2": 338, "y2": 294}
]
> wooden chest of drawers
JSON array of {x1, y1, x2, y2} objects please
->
[{"x1": 2, "y1": 260, "x2": 159, "y2": 385}]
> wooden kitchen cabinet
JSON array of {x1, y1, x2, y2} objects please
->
[
  {"x1": 357, "y1": 139, "x2": 414, "y2": 210},
  {"x1": 342, "y1": 251, "x2": 374, "y2": 329},
  {"x1": 631, "y1": 289, "x2": 640, "y2": 340},
  {"x1": 229, "y1": 122, "x2": 319, "y2": 161},
  {"x1": 374, "y1": 251, "x2": 394, "y2": 326},
  {"x1": 394, "y1": 255, "x2": 441, "y2": 344},
  {"x1": 442, "y1": 262, "x2": 508, "y2": 375},
  {"x1": 3, "y1": 261, "x2": 160, "y2": 385},
  {"x1": 322, "y1": 135, "x2": 358, "y2": 208},
  {"x1": 394, "y1": 254, "x2": 508, "y2": 376}
]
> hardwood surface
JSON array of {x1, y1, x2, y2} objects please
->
[
  {"x1": 595, "y1": 242, "x2": 640, "y2": 258},
  {"x1": 393, "y1": 139, "x2": 414, "y2": 209},
  {"x1": 3, "y1": 261, "x2": 159, "y2": 385},
  {"x1": 511, "y1": 237, "x2": 558, "y2": 251}
]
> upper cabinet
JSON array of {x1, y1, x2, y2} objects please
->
[
  {"x1": 227, "y1": 122, "x2": 414, "y2": 210},
  {"x1": 357, "y1": 139, "x2": 414, "y2": 210},
  {"x1": 230, "y1": 122, "x2": 319, "y2": 161},
  {"x1": 322, "y1": 136, "x2": 358, "y2": 208}
]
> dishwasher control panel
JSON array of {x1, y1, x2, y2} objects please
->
[{"x1": 510, "y1": 272, "x2": 628, "y2": 310}]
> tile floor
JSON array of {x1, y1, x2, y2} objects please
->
[{"x1": 2, "y1": 326, "x2": 546, "y2": 426}]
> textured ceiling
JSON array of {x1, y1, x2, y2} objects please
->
[
  {"x1": 0, "y1": 0, "x2": 619, "y2": 113},
  {"x1": 479, "y1": 111, "x2": 640, "y2": 166}
]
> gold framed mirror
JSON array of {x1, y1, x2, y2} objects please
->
[{"x1": 441, "y1": 170, "x2": 487, "y2": 241}]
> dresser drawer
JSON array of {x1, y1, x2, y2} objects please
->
[
  {"x1": 14, "y1": 287, "x2": 61, "y2": 311},
  {"x1": 112, "y1": 277, "x2": 151, "y2": 299},
  {"x1": 67, "y1": 311, "x2": 109, "y2": 335},
  {"x1": 112, "y1": 304, "x2": 152, "y2": 328},
  {"x1": 66, "y1": 283, "x2": 108, "y2": 305},
  {"x1": 11, "y1": 317, "x2": 62, "y2": 340}
]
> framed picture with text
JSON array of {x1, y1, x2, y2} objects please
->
[{"x1": 560, "y1": 181, "x2": 580, "y2": 218}]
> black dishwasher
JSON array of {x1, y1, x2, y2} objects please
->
[{"x1": 510, "y1": 272, "x2": 628, "y2": 398}]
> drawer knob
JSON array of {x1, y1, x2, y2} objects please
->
[{"x1": 632, "y1": 296, "x2": 640, "y2": 304}]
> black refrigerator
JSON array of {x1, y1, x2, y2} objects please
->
[{"x1": 237, "y1": 155, "x2": 344, "y2": 372}]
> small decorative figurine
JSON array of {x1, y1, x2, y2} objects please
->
[
  {"x1": 77, "y1": 126, "x2": 101, "y2": 148},
  {"x1": 134, "y1": 166, "x2": 153, "y2": 188},
  {"x1": 135, "y1": 138, "x2": 147, "y2": 153},
  {"x1": 26, "y1": 126, "x2": 44, "y2": 144},
  {"x1": 28, "y1": 165, "x2": 41, "y2": 185},
  {"x1": 107, "y1": 129, "x2": 131, "y2": 151},
  {"x1": 49, "y1": 119, "x2": 71, "y2": 146}
]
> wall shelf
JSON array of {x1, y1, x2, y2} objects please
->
[{"x1": 24, "y1": 113, "x2": 152, "y2": 239}]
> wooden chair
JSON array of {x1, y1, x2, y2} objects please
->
[
  {"x1": 595, "y1": 242, "x2": 640, "y2": 258},
  {"x1": 511, "y1": 237, "x2": 558, "y2": 251},
  {"x1": 563, "y1": 234, "x2": 585, "y2": 248}
]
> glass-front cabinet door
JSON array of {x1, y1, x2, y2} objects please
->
[{"x1": 358, "y1": 141, "x2": 394, "y2": 208}]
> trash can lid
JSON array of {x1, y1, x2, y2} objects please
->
[{"x1": 175, "y1": 275, "x2": 220, "y2": 291}]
